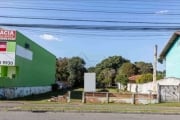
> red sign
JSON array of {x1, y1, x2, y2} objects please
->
[
  {"x1": 0, "y1": 30, "x2": 16, "y2": 40},
  {"x1": 0, "y1": 42, "x2": 7, "y2": 51}
]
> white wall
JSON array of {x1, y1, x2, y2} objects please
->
[{"x1": 127, "y1": 77, "x2": 180, "y2": 94}]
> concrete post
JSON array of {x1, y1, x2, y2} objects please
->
[
  {"x1": 106, "y1": 92, "x2": 109, "y2": 103},
  {"x1": 67, "y1": 91, "x2": 71, "y2": 103},
  {"x1": 82, "y1": 92, "x2": 85, "y2": 103},
  {"x1": 157, "y1": 83, "x2": 160, "y2": 103},
  {"x1": 132, "y1": 93, "x2": 135, "y2": 104},
  {"x1": 179, "y1": 84, "x2": 180, "y2": 102}
]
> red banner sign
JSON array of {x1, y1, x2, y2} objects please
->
[
  {"x1": 0, "y1": 42, "x2": 7, "y2": 51},
  {"x1": 0, "y1": 30, "x2": 16, "y2": 40}
]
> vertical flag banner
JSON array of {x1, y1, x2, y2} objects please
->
[{"x1": 0, "y1": 30, "x2": 16, "y2": 66}]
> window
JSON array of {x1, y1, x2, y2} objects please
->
[
  {"x1": 24, "y1": 43, "x2": 30, "y2": 49},
  {"x1": 0, "y1": 66, "x2": 18, "y2": 79}
]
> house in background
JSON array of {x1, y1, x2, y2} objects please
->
[
  {"x1": 128, "y1": 75, "x2": 141, "y2": 83},
  {"x1": 0, "y1": 29, "x2": 56, "y2": 99},
  {"x1": 159, "y1": 31, "x2": 180, "y2": 79}
]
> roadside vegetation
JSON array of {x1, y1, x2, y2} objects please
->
[{"x1": 56, "y1": 55, "x2": 165, "y2": 90}]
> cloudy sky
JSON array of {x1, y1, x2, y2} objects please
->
[{"x1": 1, "y1": 0, "x2": 180, "y2": 70}]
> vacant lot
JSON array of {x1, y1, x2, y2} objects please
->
[{"x1": 0, "y1": 88, "x2": 180, "y2": 114}]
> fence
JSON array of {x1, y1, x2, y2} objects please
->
[{"x1": 82, "y1": 92, "x2": 157, "y2": 104}]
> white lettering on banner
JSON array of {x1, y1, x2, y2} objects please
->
[{"x1": 0, "y1": 30, "x2": 16, "y2": 40}]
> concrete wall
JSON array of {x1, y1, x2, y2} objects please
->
[
  {"x1": 127, "y1": 77, "x2": 180, "y2": 94},
  {"x1": 84, "y1": 92, "x2": 157, "y2": 104},
  {"x1": 0, "y1": 86, "x2": 51, "y2": 99}
]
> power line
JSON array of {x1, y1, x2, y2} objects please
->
[
  {"x1": 1, "y1": 6, "x2": 180, "y2": 15},
  {"x1": 13, "y1": 27, "x2": 170, "y2": 37},
  {"x1": 1, "y1": 23, "x2": 180, "y2": 31},
  {"x1": 1, "y1": 15, "x2": 180, "y2": 25}
]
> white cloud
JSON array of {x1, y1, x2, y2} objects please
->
[
  {"x1": 155, "y1": 10, "x2": 169, "y2": 14},
  {"x1": 40, "y1": 34, "x2": 62, "y2": 42}
]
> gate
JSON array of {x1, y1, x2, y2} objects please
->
[{"x1": 159, "y1": 85, "x2": 180, "y2": 102}]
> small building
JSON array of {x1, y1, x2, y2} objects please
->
[
  {"x1": 0, "y1": 29, "x2": 56, "y2": 99},
  {"x1": 159, "y1": 31, "x2": 180, "y2": 78},
  {"x1": 128, "y1": 75, "x2": 141, "y2": 83}
]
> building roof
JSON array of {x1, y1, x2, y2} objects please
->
[
  {"x1": 128, "y1": 75, "x2": 141, "y2": 81},
  {"x1": 159, "y1": 31, "x2": 180, "y2": 61}
]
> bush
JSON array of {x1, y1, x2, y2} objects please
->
[{"x1": 136, "y1": 73, "x2": 153, "y2": 83}]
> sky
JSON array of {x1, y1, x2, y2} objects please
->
[{"x1": 1, "y1": 0, "x2": 180, "y2": 70}]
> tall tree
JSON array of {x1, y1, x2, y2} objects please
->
[
  {"x1": 119, "y1": 62, "x2": 138, "y2": 77},
  {"x1": 56, "y1": 57, "x2": 69, "y2": 81},
  {"x1": 97, "y1": 68, "x2": 113, "y2": 88},
  {"x1": 67, "y1": 57, "x2": 86, "y2": 87},
  {"x1": 115, "y1": 74, "x2": 128, "y2": 90},
  {"x1": 95, "y1": 56, "x2": 129, "y2": 86},
  {"x1": 135, "y1": 61, "x2": 153, "y2": 74}
]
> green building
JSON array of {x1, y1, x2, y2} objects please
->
[{"x1": 0, "y1": 29, "x2": 56, "y2": 99}]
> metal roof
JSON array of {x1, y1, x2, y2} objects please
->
[{"x1": 159, "y1": 31, "x2": 180, "y2": 61}]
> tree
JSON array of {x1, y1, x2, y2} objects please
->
[
  {"x1": 119, "y1": 62, "x2": 138, "y2": 77},
  {"x1": 157, "y1": 70, "x2": 165, "y2": 80},
  {"x1": 67, "y1": 57, "x2": 86, "y2": 87},
  {"x1": 135, "y1": 61, "x2": 153, "y2": 74},
  {"x1": 115, "y1": 74, "x2": 128, "y2": 91},
  {"x1": 136, "y1": 73, "x2": 153, "y2": 83},
  {"x1": 96, "y1": 56, "x2": 129, "y2": 71},
  {"x1": 95, "y1": 56, "x2": 129, "y2": 86},
  {"x1": 56, "y1": 57, "x2": 69, "y2": 81},
  {"x1": 87, "y1": 67, "x2": 96, "y2": 72},
  {"x1": 97, "y1": 68, "x2": 113, "y2": 88}
]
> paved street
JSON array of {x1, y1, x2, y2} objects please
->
[{"x1": 0, "y1": 112, "x2": 179, "y2": 120}]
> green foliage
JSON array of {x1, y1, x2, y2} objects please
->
[
  {"x1": 95, "y1": 56, "x2": 129, "y2": 87},
  {"x1": 136, "y1": 73, "x2": 153, "y2": 83},
  {"x1": 97, "y1": 68, "x2": 114, "y2": 88},
  {"x1": 157, "y1": 71, "x2": 165, "y2": 80},
  {"x1": 67, "y1": 57, "x2": 86, "y2": 87},
  {"x1": 87, "y1": 67, "x2": 96, "y2": 72},
  {"x1": 135, "y1": 61, "x2": 153, "y2": 74},
  {"x1": 115, "y1": 74, "x2": 128, "y2": 87},
  {"x1": 96, "y1": 56, "x2": 129, "y2": 70},
  {"x1": 56, "y1": 57, "x2": 69, "y2": 81},
  {"x1": 119, "y1": 62, "x2": 138, "y2": 77},
  {"x1": 56, "y1": 57, "x2": 86, "y2": 87}
]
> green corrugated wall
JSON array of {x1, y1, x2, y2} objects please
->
[{"x1": 0, "y1": 31, "x2": 56, "y2": 87}]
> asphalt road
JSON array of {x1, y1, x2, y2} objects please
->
[{"x1": 0, "y1": 112, "x2": 179, "y2": 120}]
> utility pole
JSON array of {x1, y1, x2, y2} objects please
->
[{"x1": 153, "y1": 45, "x2": 157, "y2": 93}]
